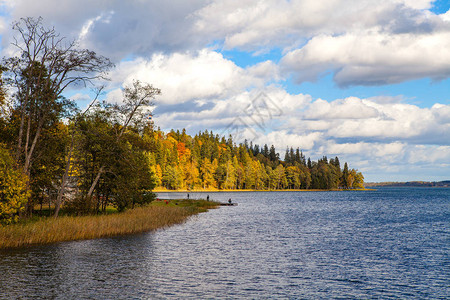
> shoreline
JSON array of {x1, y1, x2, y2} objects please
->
[
  {"x1": 154, "y1": 188, "x2": 371, "y2": 193},
  {"x1": 0, "y1": 199, "x2": 218, "y2": 250}
]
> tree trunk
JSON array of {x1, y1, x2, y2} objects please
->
[
  {"x1": 16, "y1": 105, "x2": 26, "y2": 161},
  {"x1": 24, "y1": 107, "x2": 32, "y2": 162},
  {"x1": 54, "y1": 133, "x2": 75, "y2": 217},
  {"x1": 87, "y1": 165, "x2": 105, "y2": 199},
  {"x1": 23, "y1": 168, "x2": 33, "y2": 217},
  {"x1": 23, "y1": 117, "x2": 44, "y2": 174}
]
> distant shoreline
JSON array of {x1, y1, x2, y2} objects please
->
[{"x1": 365, "y1": 180, "x2": 450, "y2": 188}]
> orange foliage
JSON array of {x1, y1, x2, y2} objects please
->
[{"x1": 177, "y1": 142, "x2": 186, "y2": 157}]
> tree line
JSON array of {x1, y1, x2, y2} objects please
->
[
  {"x1": 144, "y1": 128, "x2": 364, "y2": 191},
  {"x1": 0, "y1": 17, "x2": 363, "y2": 225}
]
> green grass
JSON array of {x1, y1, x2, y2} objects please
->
[
  {"x1": 0, "y1": 199, "x2": 219, "y2": 249},
  {"x1": 151, "y1": 198, "x2": 219, "y2": 212}
]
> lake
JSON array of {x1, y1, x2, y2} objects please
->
[{"x1": 0, "y1": 188, "x2": 449, "y2": 299}]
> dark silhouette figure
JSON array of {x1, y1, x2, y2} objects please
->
[
  {"x1": 207, "y1": 195, "x2": 209, "y2": 200},
  {"x1": 187, "y1": 193, "x2": 190, "y2": 199},
  {"x1": 228, "y1": 198, "x2": 232, "y2": 204}
]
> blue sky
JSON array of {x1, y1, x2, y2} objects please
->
[
  {"x1": 1, "y1": 0, "x2": 450, "y2": 182},
  {"x1": 223, "y1": 47, "x2": 450, "y2": 108},
  {"x1": 430, "y1": 0, "x2": 450, "y2": 14}
]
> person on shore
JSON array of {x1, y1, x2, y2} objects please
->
[
  {"x1": 228, "y1": 198, "x2": 232, "y2": 204},
  {"x1": 207, "y1": 195, "x2": 209, "y2": 200},
  {"x1": 187, "y1": 193, "x2": 190, "y2": 199}
]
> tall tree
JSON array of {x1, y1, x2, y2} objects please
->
[
  {"x1": 263, "y1": 144, "x2": 269, "y2": 157},
  {"x1": 289, "y1": 147, "x2": 295, "y2": 165},
  {"x1": 342, "y1": 162, "x2": 349, "y2": 189},
  {"x1": 4, "y1": 17, "x2": 113, "y2": 215},
  {"x1": 284, "y1": 147, "x2": 291, "y2": 165},
  {"x1": 269, "y1": 145, "x2": 278, "y2": 162},
  {"x1": 295, "y1": 148, "x2": 301, "y2": 164}
]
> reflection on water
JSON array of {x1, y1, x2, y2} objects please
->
[{"x1": 1, "y1": 188, "x2": 449, "y2": 299}]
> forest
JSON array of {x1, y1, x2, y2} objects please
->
[
  {"x1": 0, "y1": 17, "x2": 364, "y2": 225},
  {"x1": 145, "y1": 128, "x2": 364, "y2": 192}
]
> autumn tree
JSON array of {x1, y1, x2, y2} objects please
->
[
  {"x1": 3, "y1": 17, "x2": 113, "y2": 215},
  {"x1": 351, "y1": 170, "x2": 365, "y2": 189},
  {"x1": 286, "y1": 166, "x2": 301, "y2": 189},
  {"x1": 223, "y1": 160, "x2": 236, "y2": 189}
]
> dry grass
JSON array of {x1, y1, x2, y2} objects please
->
[{"x1": 0, "y1": 200, "x2": 218, "y2": 249}]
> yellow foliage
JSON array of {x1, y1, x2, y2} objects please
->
[
  {"x1": 155, "y1": 164, "x2": 163, "y2": 183},
  {"x1": 0, "y1": 146, "x2": 30, "y2": 225},
  {"x1": 166, "y1": 136, "x2": 178, "y2": 145}
]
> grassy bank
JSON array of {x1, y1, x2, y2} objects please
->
[{"x1": 0, "y1": 199, "x2": 218, "y2": 249}]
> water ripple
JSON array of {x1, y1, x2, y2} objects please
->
[{"x1": 0, "y1": 188, "x2": 449, "y2": 299}]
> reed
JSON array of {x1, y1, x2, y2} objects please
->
[{"x1": 0, "y1": 200, "x2": 218, "y2": 249}]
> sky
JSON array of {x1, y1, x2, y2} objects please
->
[{"x1": 0, "y1": 0, "x2": 449, "y2": 182}]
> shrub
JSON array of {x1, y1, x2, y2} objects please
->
[{"x1": 0, "y1": 145, "x2": 30, "y2": 225}]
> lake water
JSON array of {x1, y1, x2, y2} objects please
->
[{"x1": 0, "y1": 188, "x2": 449, "y2": 299}]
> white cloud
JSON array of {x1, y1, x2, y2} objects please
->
[
  {"x1": 78, "y1": 11, "x2": 114, "y2": 42},
  {"x1": 109, "y1": 49, "x2": 278, "y2": 105},
  {"x1": 432, "y1": 103, "x2": 450, "y2": 124},
  {"x1": 194, "y1": 0, "x2": 444, "y2": 49},
  {"x1": 70, "y1": 93, "x2": 91, "y2": 102},
  {"x1": 261, "y1": 131, "x2": 323, "y2": 150},
  {"x1": 150, "y1": 86, "x2": 309, "y2": 135},
  {"x1": 442, "y1": 9, "x2": 450, "y2": 21},
  {"x1": 321, "y1": 141, "x2": 407, "y2": 161},
  {"x1": 304, "y1": 97, "x2": 380, "y2": 120},
  {"x1": 324, "y1": 142, "x2": 450, "y2": 181},
  {"x1": 295, "y1": 97, "x2": 450, "y2": 144},
  {"x1": 2, "y1": 0, "x2": 209, "y2": 61},
  {"x1": 105, "y1": 88, "x2": 123, "y2": 104},
  {"x1": 408, "y1": 145, "x2": 450, "y2": 164},
  {"x1": 246, "y1": 60, "x2": 281, "y2": 81},
  {"x1": 281, "y1": 30, "x2": 450, "y2": 86},
  {"x1": 396, "y1": 0, "x2": 434, "y2": 10}
]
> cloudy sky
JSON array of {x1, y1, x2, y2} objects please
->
[{"x1": 1, "y1": 0, "x2": 449, "y2": 182}]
